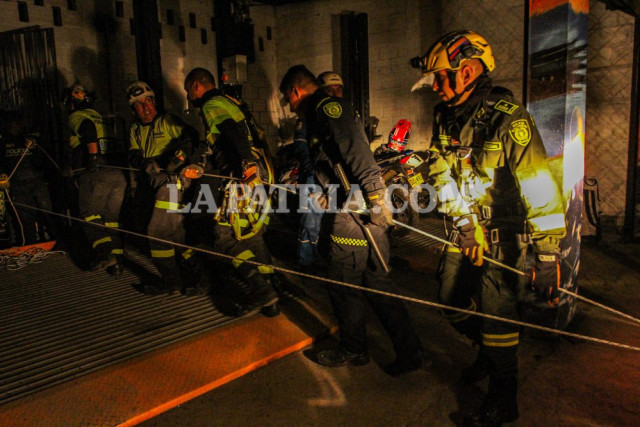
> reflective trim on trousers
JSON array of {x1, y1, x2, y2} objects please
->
[
  {"x1": 482, "y1": 332, "x2": 519, "y2": 347},
  {"x1": 232, "y1": 249, "x2": 255, "y2": 268},
  {"x1": 92, "y1": 236, "x2": 111, "y2": 248},
  {"x1": 151, "y1": 248, "x2": 175, "y2": 258}
]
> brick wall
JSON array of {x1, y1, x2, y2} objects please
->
[
  {"x1": 272, "y1": 0, "x2": 441, "y2": 150},
  {"x1": 0, "y1": 0, "x2": 635, "y2": 223},
  {"x1": 0, "y1": 0, "x2": 217, "y2": 138}
]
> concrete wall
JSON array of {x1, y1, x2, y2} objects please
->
[
  {"x1": 273, "y1": 0, "x2": 442, "y2": 149},
  {"x1": 0, "y1": 0, "x2": 217, "y2": 137}
]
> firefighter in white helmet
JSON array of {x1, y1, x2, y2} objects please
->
[{"x1": 126, "y1": 81, "x2": 205, "y2": 296}]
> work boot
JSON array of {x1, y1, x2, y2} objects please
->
[
  {"x1": 246, "y1": 272, "x2": 279, "y2": 308},
  {"x1": 107, "y1": 255, "x2": 124, "y2": 277},
  {"x1": 462, "y1": 351, "x2": 491, "y2": 383},
  {"x1": 91, "y1": 254, "x2": 117, "y2": 272},
  {"x1": 260, "y1": 303, "x2": 280, "y2": 318},
  {"x1": 384, "y1": 348, "x2": 428, "y2": 377},
  {"x1": 464, "y1": 376, "x2": 519, "y2": 426},
  {"x1": 316, "y1": 347, "x2": 370, "y2": 367}
]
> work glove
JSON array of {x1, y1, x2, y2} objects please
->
[
  {"x1": 454, "y1": 214, "x2": 488, "y2": 266},
  {"x1": 143, "y1": 159, "x2": 161, "y2": 175},
  {"x1": 60, "y1": 165, "x2": 75, "y2": 178},
  {"x1": 309, "y1": 191, "x2": 329, "y2": 212},
  {"x1": 181, "y1": 164, "x2": 204, "y2": 179},
  {"x1": 241, "y1": 160, "x2": 262, "y2": 189},
  {"x1": 25, "y1": 138, "x2": 37, "y2": 150},
  {"x1": 166, "y1": 149, "x2": 187, "y2": 173},
  {"x1": 531, "y1": 252, "x2": 561, "y2": 306},
  {"x1": 367, "y1": 189, "x2": 394, "y2": 227},
  {"x1": 0, "y1": 174, "x2": 9, "y2": 190}
]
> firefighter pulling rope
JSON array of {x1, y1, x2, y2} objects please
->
[
  {"x1": 391, "y1": 219, "x2": 640, "y2": 327},
  {"x1": 7, "y1": 200, "x2": 640, "y2": 353}
]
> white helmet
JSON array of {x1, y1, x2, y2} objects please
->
[
  {"x1": 126, "y1": 81, "x2": 155, "y2": 106},
  {"x1": 317, "y1": 71, "x2": 344, "y2": 88}
]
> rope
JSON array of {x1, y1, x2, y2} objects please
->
[
  {"x1": 9, "y1": 200, "x2": 640, "y2": 354},
  {"x1": 36, "y1": 144, "x2": 60, "y2": 170},
  {"x1": 3, "y1": 189, "x2": 25, "y2": 246},
  {"x1": 7, "y1": 146, "x2": 30, "y2": 180},
  {"x1": 392, "y1": 219, "x2": 640, "y2": 326},
  {"x1": 0, "y1": 246, "x2": 65, "y2": 270}
]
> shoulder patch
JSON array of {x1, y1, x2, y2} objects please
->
[
  {"x1": 509, "y1": 119, "x2": 531, "y2": 146},
  {"x1": 494, "y1": 100, "x2": 519, "y2": 115},
  {"x1": 322, "y1": 102, "x2": 342, "y2": 119}
]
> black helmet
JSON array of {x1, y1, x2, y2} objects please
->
[{"x1": 62, "y1": 84, "x2": 95, "y2": 108}]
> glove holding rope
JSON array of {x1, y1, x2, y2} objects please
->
[
  {"x1": 532, "y1": 252, "x2": 560, "y2": 306},
  {"x1": 25, "y1": 138, "x2": 37, "y2": 151},
  {"x1": 367, "y1": 189, "x2": 394, "y2": 227},
  {"x1": 455, "y1": 214, "x2": 489, "y2": 266},
  {"x1": 144, "y1": 159, "x2": 168, "y2": 188}
]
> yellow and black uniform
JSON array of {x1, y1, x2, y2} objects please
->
[
  {"x1": 428, "y1": 76, "x2": 566, "y2": 397},
  {"x1": 303, "y1": 88, "x2": 423, "y2": 367},
  {"x1": 191, "y1": 88, "x2": 277, "y2": 309},
  {"x1": 128, "y1": 112, "x2": 201, "y2": 294},
  {"x1": 68, "y1": 107, "x2": 126, "y2": 268}
]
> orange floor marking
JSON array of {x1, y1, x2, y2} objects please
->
[
  {"x1": 0, "y1": 240, "x2": 56, "y2": 254},
  {"x1": 0, "y1": 312, "x2": 336, "y2": 426}
]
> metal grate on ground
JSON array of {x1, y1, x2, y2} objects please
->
[
  {"x1": 0, "y1": 216, "x2": 444, "y2": 407},
  {"x1": 0, "y1": 249, "x2": 242, "y2": 406}
]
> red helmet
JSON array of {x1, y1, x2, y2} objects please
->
[{"x1": 387, "y1": 119, "x2": 411, "y2": 152}]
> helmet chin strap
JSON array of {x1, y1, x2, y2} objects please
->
[{"x1": 445, "y1": 71, "x2": 483, "y2": 107}]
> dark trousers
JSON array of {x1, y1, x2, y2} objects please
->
[
  {"x1": 326, "y1": 212, "x2": 422, "y2": 358},
  {"x1": 8, "y1": 178, "x2": 54, "y2": 245},
  {"x1": 438, "y1": 238, "x2": 526, "y2": 380},
  {"x1": 77, "y1": 169, "x2": 126, "y2": 260},
  {"x1": 148, "y1": 182, "x2": 193, "y2": 285}
]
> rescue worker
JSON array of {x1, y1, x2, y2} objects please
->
[
  {"x1": 317, "y1": 71, "x2": 344, "y2": 98},
  {"x1": 126, "y1": 81, "x2": 205, "y2": 296},
  {"x1": 63, "y1": 84, "x2": 127, "y2": 275},
  {"x1": 183, "y1": 67, "x2": 279, "y2": 315},
  {"x1": 279, "y1": 65, "x2": 424, "y2": 375},
  {"x1": 411, "y1": 31, "x2": 566, "y2": 425},
  {"x1": 0, "y1": 110, "x2": 56, "y2": 245}
]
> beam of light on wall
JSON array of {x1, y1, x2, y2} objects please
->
[{"x1": 563, "y1": 107, "x2": 585, "y2": 195}]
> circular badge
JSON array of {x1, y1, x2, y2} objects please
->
[{"x1": 323, "y1": 102, "x2": 343, "y2": 119}]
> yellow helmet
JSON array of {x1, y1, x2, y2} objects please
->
[{"x1": 411, "y1": 30, "x2": 495, "y2": 91}]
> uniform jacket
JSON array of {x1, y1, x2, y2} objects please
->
[
  {"x1": 198, "y1": 89, "x2": 254, "y2": 176},
  {"x1": 428, "y1": 76, "x2": 566, "y2": 253},
  {"x1": 128, "y1": 112, "x2": 194, "y2": 169},
  {"x1": 303, "y1": 89, "x2": 383, "y2": 204},
  {"x1": 67, "y1": 107, "x2": 115, "y2": 169}
]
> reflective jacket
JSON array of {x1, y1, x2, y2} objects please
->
[
  {"x1": 68, "y1": 108, "x2": 114, "y2": 153},
  {"x1": 128, "y1": 112, "x2": 190, "y2": 169},
  {"x1": 427, "y1": 77, "x2": 565, "y2": 252},
  {"x1": 198, "y1": 89, "x2": 254, "y2": 176}
]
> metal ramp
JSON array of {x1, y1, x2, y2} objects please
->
[{"x1": 0, "y1": 249, "x2": 239, "y2": 405}]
